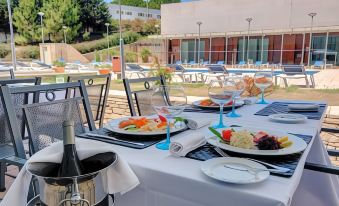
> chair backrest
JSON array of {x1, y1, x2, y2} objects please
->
[
  {"x1": 123, "y1": 76, "x2": 166, "y2": 116},
  {"x1": 0, "y1": 68, "x2": 15, "y2": 79},
  {"x1": 0, "y1": 77, "x2": 41, "y2": 158},
  {"x1": 239, "y1": 61, "x2": 245, "y2": 65},
  {"x1": 0, "y1": 81, "x2": 95, "y2": 154},
  {"x1": 255, "y1": 61, "x2": 262, "y2": 66},
  {"x1": 67, "y1": 74, "x2": 111, "y2": 128},
  {"x1": 314, "y1": 61, "x2": 324, "y2": 66},
  {"x1": 189, "y1": 61, "x2": 196, "y2": 64},
  {"x1": 127, "y1": 64, "x2": 144, "y2": 71},
  {"x1": 203, "y1": 61, "x2": 209, "y2": 65},
  {"x1": 175, "y1": 60, "x2": 182, "y2": 65},
  {"x1": 170, "y1": 64, "x2": 185, "y2": 72},
  {"x1": 207, "y1": 65, "x2": 228, "y2": 74},
  {"x1": 217, "y1": 61, "x2": 225, "y2": 65},
  {"x1": 282, "y1": 65, "x2": 305, "y2": 75}
]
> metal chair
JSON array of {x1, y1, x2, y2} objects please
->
[
  {"x1": 67, "y1": 74, "x2": 111, "y2": 128},
  {"x1": 123, "y1": 76, "x2": 166, "y2": 116},
  {"x1": 1, "y1": 81, "x2": 95, "y2": 154},
  {"x1": 0, "y1": 77, "x2": 41, "y2": 191},
  {"x1": 126, "y1": 64, "x2": 148, "y2": 79},
  {"x1": 169, "y1": 64, "x2": 196, "y2": 83},
  {"x1": 0, "y1": 68, "x2": 15, "y2": 79},
  {"x1": 276, "y1": 65, "x2": 312, "y2": 88}
]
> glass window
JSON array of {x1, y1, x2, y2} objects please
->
[{"x1": 157, "y1": 15, "x2": 161, "y2": 19}]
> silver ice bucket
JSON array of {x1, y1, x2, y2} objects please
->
[{"x1": 26, "y1": 152, "x2": 117, "y2": 206}]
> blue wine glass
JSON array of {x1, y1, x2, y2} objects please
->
[
  {"x1": 254, "y1": 72, "x2": 273, "y2": 104},
  {"x1": 152, "y1": 86, "x2": 187, "y2": 150},
  {"x1": 226, "y1": 76, "x2": 245, "y2": 118},
  {"x1": 208, "y1": 80, "x2": 234, "y2": 128}
]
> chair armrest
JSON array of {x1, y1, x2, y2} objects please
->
[
  {"x1": 304, "y1": 162, "x2": 339, "y2": 175},
  {"x1": 328, "y1": 149, "x2": 339, "y2": 157},
  {"x1": 321, "y1": 127, "x2": 339, "y2": 133},
  {"x1": 3, "y1": 156, "x2": 26, "y2": 168}
]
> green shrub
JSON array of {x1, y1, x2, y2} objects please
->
[
  {"x1": 73, "y1": 31, "x2": 141, "y2": 54},
  {"x1": 140, "y1": 48, "x2": 151, "y2": 63},
  {"x1": 0, "y1": 44, "x2": 10, "y2": 58},
  {"x1": 82, "y1": 32, "x2": 91, "y2": 41},
  {"x1": 125, "y1": 52, "x2": 137, "y2": 63},
  {"x1": 22, "y1": 46, "x2": 40, "y2": 59},
  {"x1": 94, "y1": 50, "x2": 101, "y2": 62},
  {"x1": 53, "y1": 60, "x2": 66, "y2": 67},
  {"x1": 15, "y1": 35, "x2": 29, "y2": 46}
]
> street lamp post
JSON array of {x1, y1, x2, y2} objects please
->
[
  {"x1": 6, "y1": 0, "x2": 17, "y2": 71},
  {"x1": 197, "y1": 21, "x2": 202, "y2": 65},
  {"x1": 62, "y1": 26, "x2": 67, "y2": 44},
  {"x1": 38, "y1": 12, "x2": 44, "y2": 43},
  {"x1": 246, "y1": 18, "x2": 253, "y2": 64},
  {"x1": 105, "y1": 22, "x2": 110, "y2": 61},
  {"x1": 307, "y1": 12, "x2": 317, "y2": 67},
  {"x1": 119, "y1": 0, "x2": 126, "y2": 79}
]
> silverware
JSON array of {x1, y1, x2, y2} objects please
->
[
  {"x1": 214, "y1": 147, "x2": 291, "y2": 173},
  {"x1": 85, "y1": 133, "x2": 146, "y2": 146},
  {"x1": 223, "y1": 165, "x2": 271, "y2": 173}
]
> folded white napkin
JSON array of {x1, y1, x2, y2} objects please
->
[
  {"x1": 1, "y1": 138, "x2": 139, "y2": 206},
  {"x1": 185, "y1": 117, "x2": 211, "y2": 130},
  {"x1": 169, "y1": 132, "x2": 206, "y2": 157},
  {"x1": 288, "y1": 104, "x2": 319, "y2": 112}
]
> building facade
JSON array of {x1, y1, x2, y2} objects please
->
[
  {"x1": 160, "y1": 0, "x2": 339, "y2": 66},
  {"x1": 108, "y1": 4, "x2": 161, "y2": 21}
]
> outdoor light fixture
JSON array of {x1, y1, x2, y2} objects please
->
[
  {"x1": 6, "y1": 0, "x2": 17, "y2": 71},
  {"x1": 307, "y1": 12, "x2": 317, "y2": 66},
  {"x1": 197, "y1": 21, "x2": 202, "y2": 65},
  {"x1": 62, "y1": 26, "x2": 68, "y2": 44},
  {"x1": 38, "y1": 12, "x2": 45, "y2": 44},
  {"x1": 246, "y1": 18, "x2": 253, "y2": 63}
]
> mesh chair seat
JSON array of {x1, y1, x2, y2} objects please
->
[{"x1": 0, "y1": 144, "x2": 15, "y2": 159}]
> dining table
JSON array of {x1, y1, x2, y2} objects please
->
[{"x1": 88, "y1": 99, "x2": 339, "y2": 206}]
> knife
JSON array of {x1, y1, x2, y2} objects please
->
[{"x1": 85, "y1": 133, "x2": 146, "y2": 146}]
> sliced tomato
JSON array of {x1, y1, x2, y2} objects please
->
[
  {"x1": 119, "y1": 120, "x2": 133, "y2": 129},
  {"x1": 158, "y1": 115, "x2": 167, "y2": 122},
  {"x1": 222, "y1": 129, "x2": 232, "y2": 142}
]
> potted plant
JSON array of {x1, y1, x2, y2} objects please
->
[
  {"x1": 97, "y1": 64, "x2": 111, "y2": 75},
  {"x1": 52, "y1": 60, "x2": 66, "y2": 73},
  {"x1": 140, "y1": 48, "x2": 152, "y2": 63}
]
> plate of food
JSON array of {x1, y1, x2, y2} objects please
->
[
  {"x1": 105, "y1": 116, "x2": 187, "y2": 136},
  {"x1": 192, "y1": 99, "x2": 244, "y2": 110},
  {"x1": 207, "y1": 127, "x2": 307, "y2": 156}
]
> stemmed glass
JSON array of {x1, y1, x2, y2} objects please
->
[
  {"x1": 226, "y1": 76, "x2": 245, "y2": 118},
  {"x1": 254, "y1": 72, "x2": 273, "y2": 104},
  {"x1": 208, "y1": 80, "x2": 234, "y2": 128},
  {"x1": 152, "y1": 85, "x2": 187, "y2": 150}
]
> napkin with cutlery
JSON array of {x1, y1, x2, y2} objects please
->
[
  {"x1": 184, "y1": 117, "x2": 211, "y2": 130},
  {"x1": 1, "y1": 138, "x2": 140, "y2": 206},
  {"x1": 287, "y1": 104, "x2": 319, "y2": 112},
  {"x1": 170, "y1": 131, "x2": 206, "y2": 157}
]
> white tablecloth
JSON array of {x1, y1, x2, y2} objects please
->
[{"x1": 103, "y1": 100, "x2": 339, "y2": 206}]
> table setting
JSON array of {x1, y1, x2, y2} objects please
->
[{"x1": 70, "y1": 72, "x2": 338, "y2": 206}]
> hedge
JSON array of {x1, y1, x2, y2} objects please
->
[
  {"x1": 0, "y1": 44, "x2": 10, "y2": 58},
  {"x1": 73, "y1": 31, "x2": 140, "y2": 54}
]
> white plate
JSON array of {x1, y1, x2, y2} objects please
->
[
  {"x1": 201, "y1": 157, "x2": 269, "y2": 184},
  {"x1": 105, "y1": 116, "x2": 187, "y2": 136},
  {"x1": 206, "y1": 127, "x2": 307, "y2": 156},
  {"x1": 269, "y1": 113, "x2": 307, "y2": 124},
  {"x1": 192, "y1": 100, "x2": 244, "y2": 109}
]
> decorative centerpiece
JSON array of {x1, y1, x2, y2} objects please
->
[{"x1": 52, "y1": 60, "x2": 66, "y2": 73}]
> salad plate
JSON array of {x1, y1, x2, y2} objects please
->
[
  {"x1": 105, "y1": 116, "x2": 187, "y2": 136},
  {"x1": 207, "y1": 127, "x2": 307, "y2": 156},
  {"x1": 201, "y1": 157, "x2": 270, "y2": 184},
  {"x1": 269, "y1": 113, "x2": 307, "y2": 124},
  {"x1": 192, "y1": 99, "x2": 244, "y2": 110}
]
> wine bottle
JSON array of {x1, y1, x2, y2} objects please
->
[{"x1": 58, "y1": 120, "x2": 85, "y2": 177}]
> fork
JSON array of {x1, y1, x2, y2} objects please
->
[{"x1": 214, "y1": 147, "x2": 291, "y2": 173}]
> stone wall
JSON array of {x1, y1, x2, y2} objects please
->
[{"x1": 103, "y1": 95, "x2": 130, "y2": 123}]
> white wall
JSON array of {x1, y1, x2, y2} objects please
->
[
  {"x1": 161, "y1": 0, "x2": 339, "y2": 35},
  {"x1": 108, "y1": 4, "x2": 161, "y2": 21}
]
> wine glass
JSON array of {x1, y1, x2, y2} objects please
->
[
  {"x1": 226, "y1": 76, "x2": 245, "y2": 118},
  {"x1": 254, "y1": 72, "x2": 273, "y2": 104},
  {"x1": 208, "y1": 80, "x2": 234, "y2": 128},
  {"x1": 152, "y1": 85, "x2": 187, "y2": 150}
]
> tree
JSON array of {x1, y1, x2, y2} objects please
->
[
  {"x1": 0, "y1": 0, "x2": 19, "y2": 33},
  {"x1": 111, "y1": 0, "x2": 180, "y2": 9},
  {"x1": 12, "y1": 0, "x2": 40, "y2": 43},
  {"x1": 77, "y1": 0, "x2": 111, "y2": 33},
  {"x1": 42, "y1": 0, "x2": 81, "y2": 42}
]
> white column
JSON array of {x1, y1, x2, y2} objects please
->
[
  {"x1": 280, "y1": 33, "x2": 284, "y2": 65},
  {"x1": 242, "y1": 36, "x2": 245, "y2": 61},
  {"x1": 225, "y1": 35, "x2": 228, "y2": 64},
  {"x1": 324, "y1": 31, "x2": 329, "y2": 69},
  {"x1": 209, "y1": 35, "x2": 212, "y2": 63},
  {"x1": 301, "y1": 33, "x2": 305, "y2": 65}
]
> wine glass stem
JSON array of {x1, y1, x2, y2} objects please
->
[
  {"x1": 165, "y1": 118, "x2": 171, "y2": 144},
  {"x1": 219, "y1": 104, "x2": 224, "y2": 126},
  {"x1": 261, "y1": 89, "x2": 265, "y2": 102},
  {"x1": 232, "y1": 98, "x2": 235, "y2": 114}
]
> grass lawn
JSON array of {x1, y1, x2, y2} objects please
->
[{"x1": 110, "y1": 80, "x2": 339, "y2": 106}]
